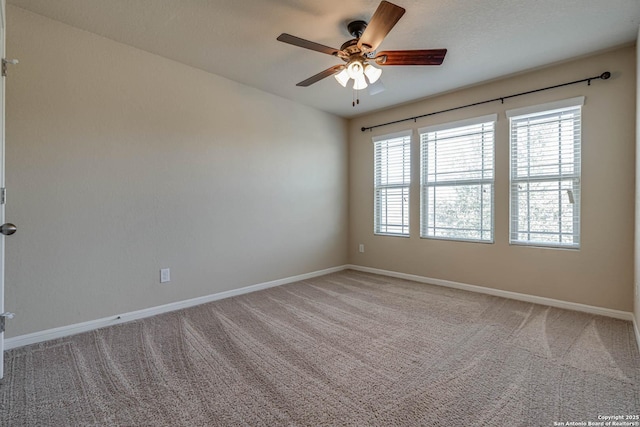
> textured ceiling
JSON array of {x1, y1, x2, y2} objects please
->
[{"x1": 7, "y1": 0, "x2": 640, "y2": 118}]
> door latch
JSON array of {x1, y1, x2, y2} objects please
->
[
  {"x1": 1, "y1": 58, "x2": 18, "y2": 77},
  {"x1": 0, "y1": 312, "x2": 15, "y2": 333}
]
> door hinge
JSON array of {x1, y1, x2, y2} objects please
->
[
  {"x1": 1, "y1": 188, "x2": 6, "y2": 205},
  {"x1": 0, "y1": 312, "x2": 15, "y2": 333},
  {"x1": 1, "y1": 58, "x2": 18, "y2": 77}
]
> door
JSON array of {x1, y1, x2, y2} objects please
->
[{"x1": 0, "y1": 0, "x2": 9, "y2": 380}]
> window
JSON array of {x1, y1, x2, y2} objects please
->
[
  {"x1": 507, "y1": 97, "x2": 583, "y2": 248},
  {"x1": 419, "y1": 115, "x2": 496, "y2": 242},
  {"x1": 373, "y1": 131, "x2": 411, "y2": 236}
]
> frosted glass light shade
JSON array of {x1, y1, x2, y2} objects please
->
[
  {"x1": 364, "y1": 64, "x2": 382, "y2": 84},
  {"x1": 334, "y1": 68, "x2": 349, "y2": 87},
  {"x1": 353, "y1": 74, "x2": 368, "y2": 90},
  {"x1": 347, "y1": 61, "x2": 364, "y2": 79}
]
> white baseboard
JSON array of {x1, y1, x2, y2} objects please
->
[
  {"x1": 7, "y1": 263, "x2": 636, "y2": 351},
  {"x1": 5, "y1": 265, "x2": 348, "y2": 350},
  {"x1": 345, "y1": 264, "x2": 635, "y2": 322}
]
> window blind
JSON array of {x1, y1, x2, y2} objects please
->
[
  {"x1": 374, "y1": 132, "x2": 411, "y2": 236},
  {"x1": 419, "y1": 115, "x2": 496, "y2": 242},
  {"x1": 508, "y1": 98, "x2": 583, "y2": 248}
]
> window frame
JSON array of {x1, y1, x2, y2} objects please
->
[
  {"x1": 418, "y1": 114, "x2": 497, "y2": 243},
  {"x1": 507, "y1": 96, "x2": 584, "y2": 249},
  {"x1": 373, "y1": 130, "x2": 412, "y2": 237}
]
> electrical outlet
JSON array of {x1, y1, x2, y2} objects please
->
[
  {"x1": 160, "y1": 268, "x2": 171, "y2": 283},
  {"x1": 359, "y1": 244, "x2": 365, "y2": 253}
]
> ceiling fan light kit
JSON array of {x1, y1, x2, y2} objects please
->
[
  {"x1": 353, "y1": 74, "x2": 368, "y2": 90},
  {"x1": 337, "y1": 59, "x2": 381, "y2": 90},
  {"x1": 364, "y1": 64, "x2": 382, "y2": 84},
  {"x1": 277, "y1": 0, "x2": 447, "y2": 106},
  {"x1": 347, "y1": 61, "x2": 364, "y2": 80},
  {"x1": 334, "y1": 68, "x2": 349, "y2": 87}
]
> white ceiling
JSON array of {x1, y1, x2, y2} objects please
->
[{"x1": 7, "y1": 0, "x2": 640, "y2": 118}]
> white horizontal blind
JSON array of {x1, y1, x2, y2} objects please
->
[
  {"x1": 509, "y1": 102, "x2": 582, "y2": 248},
  {"x1": 420, "y1": 115, "x2": 495, "y2": 242},
  {"x1": 374, "y1": 132, "x2": 411, "y2": 236}
]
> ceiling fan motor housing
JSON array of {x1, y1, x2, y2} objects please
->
[
  {"x1": 347, "y1": 20, "x2": 368, "y2": 38},
  {"x1": 339, "y1": 39, "x2": 363, "y2": 58}
]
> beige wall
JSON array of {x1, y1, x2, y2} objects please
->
[
  {"x1": 4, "y1": 6, "x2": 348, "y2": 337},
  {"x1": 349, "y1": 46, "x2": 636, "y2": 312}
]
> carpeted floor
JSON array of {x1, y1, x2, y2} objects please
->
[{"x1": 1, "y1": 270, "x2": 639, "y2": 426}]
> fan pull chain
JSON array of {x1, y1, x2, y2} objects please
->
[{"x1": 352, "y1": 89, "x2": 360, "y2": 107}]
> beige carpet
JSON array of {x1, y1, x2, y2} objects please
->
[{"x1": 1, "y1": 270, "x2": 639, "y2": 426}]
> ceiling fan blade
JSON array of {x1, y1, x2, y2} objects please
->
[
  {"x1": 374, "y1": 49, "x2": 447, "y2": 66},
  {"x1": 296, "y1": 65, "x2": 345, "y2": 87},
  {"x1": 277, "y1": 33, "x2": 340, "y2": 56},
  {"x1": 357, "y1": 1, "x2": 406, "y2": 53}
]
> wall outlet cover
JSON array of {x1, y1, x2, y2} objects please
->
[{"x1": 160, "y1": 268, "x2": 171, "y2": 283}]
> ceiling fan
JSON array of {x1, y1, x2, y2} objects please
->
[{"x1": 276, "y1": 0, "x2": 447, "y2": 97}]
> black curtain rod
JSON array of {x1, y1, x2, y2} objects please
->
[{"x1": 360, "y1": 71, "x2": 611, "y2": 132}]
